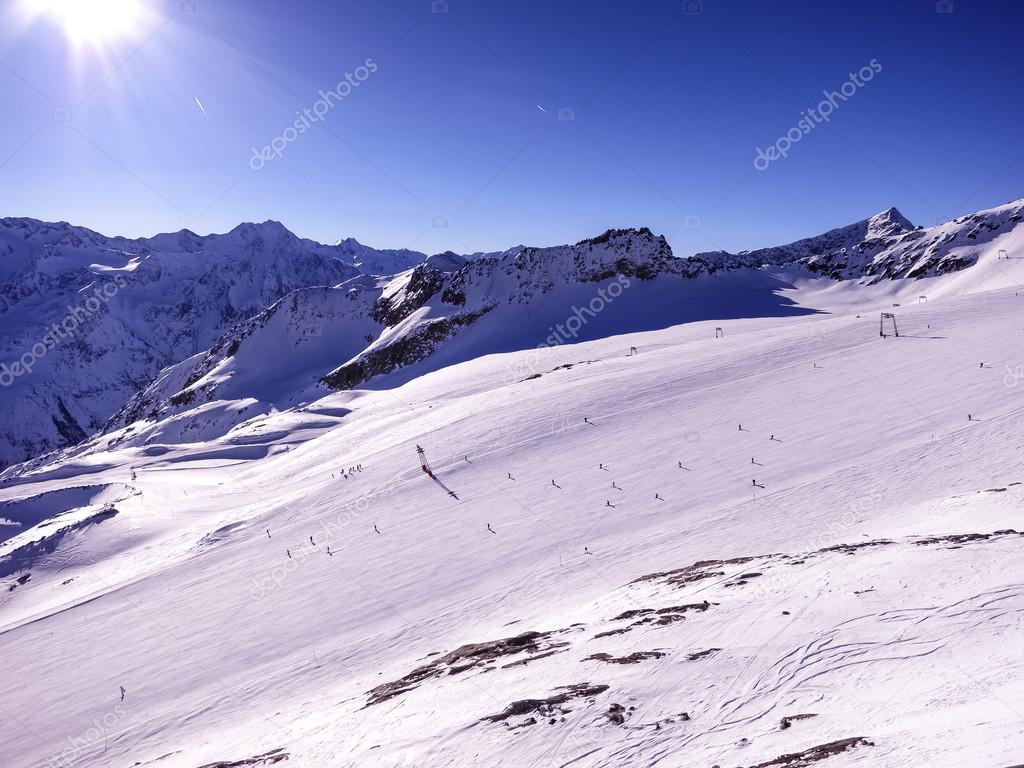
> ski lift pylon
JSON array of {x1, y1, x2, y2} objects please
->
[
  {"x1": 416, "y1": 444, "x2": 434, "y2": 476},
  {"x1": 880, "y1": 312, "x2": 899, "y2": 338}
]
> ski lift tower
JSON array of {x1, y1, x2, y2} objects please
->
[
  {"x1": 416, "y1": 445, "x2": 434, "y2": 477},
  {"x1": 880, "y1": 312, "x2": 899, "y2": 338}
]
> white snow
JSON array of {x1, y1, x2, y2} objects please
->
[{"x1": 1, "y1": 215, "x2": 1024, "y2": 768}]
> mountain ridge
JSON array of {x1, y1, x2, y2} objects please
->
[{"x1": 3, "y1": 198, "x2": 1022, "y2": 471}]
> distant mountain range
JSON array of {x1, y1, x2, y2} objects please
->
[{"x1": 2, "y1": 199, "x2": 1022, "y2": 471}]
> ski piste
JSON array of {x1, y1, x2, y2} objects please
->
[{"x1": 2, "y1": 202, "x2": 1024, "y2": 767}]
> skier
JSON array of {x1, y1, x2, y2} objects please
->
[
  {"x1": 487, "y1": 523, "x2": 496, "y2": 534},
  {"x1": 310, "y1": 535, "x2": 316, "y2": 546},
  {"x1": 266, "y1": 528, "x2": 271, "y2": 539},
  {"x1": 606, "y1": 500, "x2": 614, "y2": 508},
  {"x1": 655, "y1": 493, "x2": 662, "y2": 500},
  {"x1": 130, "y1": 466, "x2": 136, "y2": 482},
  {"x1": 120, "y1": 686, "x2": 125, "y2": 702},
  {"x1": 326, "y1": 546, "x2": 333, "y2": 556},
  {"x1": 287, "y1": 549, "x2": 292, "y2": 559},
  {"x1": 374, "y1": 524, "x2": 381, "y2": 535},
  {"x1": 678, "y1": 461, "x2": 683, "y2": 469},
  {"x1": 612, "y1": 481, "x2": 620, "y2": 490},
  {"x1": 507, "y1": 472, "x2": 514, "y2": 480},
  {"x1": 584, "y1": 546, "x2": 592, "y2": 555}
]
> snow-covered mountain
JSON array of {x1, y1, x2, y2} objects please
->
[
  {"x1": 2, "y1": 230, "x2": 1024, "y2": 767},
  {"x1": 0, "y1": 218, "x2": 426, "y2": 469},
  {"x1": 696, "y1": 200, "x2": 1024, "y2": 281},
  {"x1": 324, "y1": 200, "x2": 1024, "y2": 389},
  {"x1": 6, "y1": 200, "x2": 1010, "y2": 466},
  {"x1": 5, "y1": 200, "x2": 1024, "y2": 472},
  {"x1": 88, "y1": 229, "x2": 814, "y2": 450}
]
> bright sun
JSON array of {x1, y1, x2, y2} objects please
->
[{"x1": 20, "y1": 0, "x2": 150, "y2": 46}]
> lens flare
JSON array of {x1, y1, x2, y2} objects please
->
[{"x1": 20, "y1": 0, "x2": 151, "y2": 47}]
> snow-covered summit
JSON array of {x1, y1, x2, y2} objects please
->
[{"x1": 866, "y1": 206, "x2": 915, "y2": 239}]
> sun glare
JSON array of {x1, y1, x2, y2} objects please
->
[{"x1": 20, "y1": 0, "x2": 150, "y2": 47}]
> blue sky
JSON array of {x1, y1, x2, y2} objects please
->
[{"x1": 1, "y1": 0, "x2": 1022, "y2": 257}]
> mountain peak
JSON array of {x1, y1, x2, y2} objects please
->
[
  {"x1": 575, "y1": 226, "x2": 658, "y2": 248},
  {"x1": 227, "y1": 220, "x2": 294, "y2": 239},
  {"x1": 867, "y1": 207, "x2": 914, "y2": 239}
]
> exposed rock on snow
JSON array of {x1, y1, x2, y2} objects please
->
[{"x1": 365, "y1": 629, "x2": 572, "y2": 707}]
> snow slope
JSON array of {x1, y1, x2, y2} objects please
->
[{"x1": 1, "y1": 237, "x2": 1024, "y2": 766}]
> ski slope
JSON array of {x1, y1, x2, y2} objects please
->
[{"x1": 2, "y1": 255, "x2": 1024, "y2": 767}]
